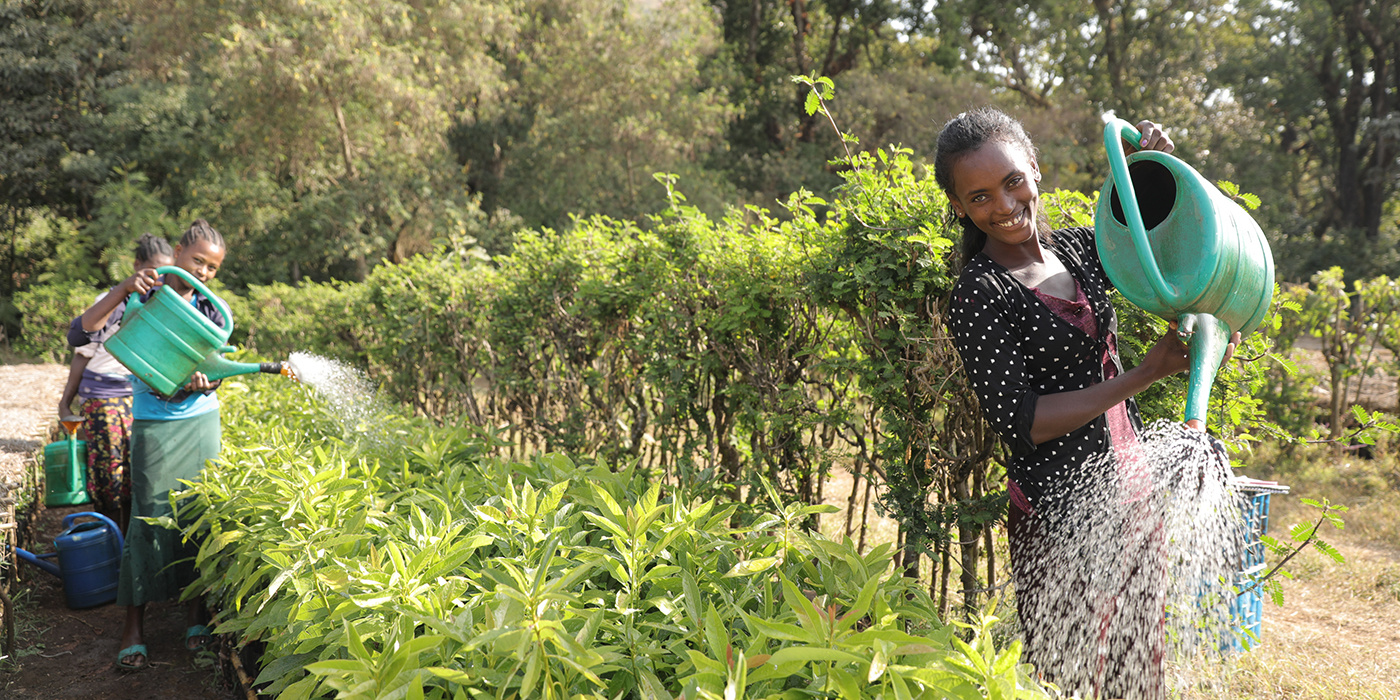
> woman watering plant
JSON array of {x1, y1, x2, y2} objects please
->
[
  {"x1": 68, "y1": 219, "x2": 228, "y2": 671},
  {"x1": 937, "y1": 108, "x2": 1238, "y2": 698},
  {"x1": 57, "y1": 234, "x2": 175, "y2": 533}
]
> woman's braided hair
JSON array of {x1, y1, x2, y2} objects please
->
[
  {"x1": 179, "y1": 218, "x2": 225, "y2": 250},
  {"x1": 133, "y1": 233, "x2": 172, "y2": 264}
]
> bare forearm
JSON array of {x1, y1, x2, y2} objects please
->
[
  {"x1": 57, "y1": 355, "x2": 89, "y2": 417},
  {"x1": 80, "y1": 290, "x2": 127, "y2": 332},
  {"x1": 81, "y1": 269, "x2": 163, "y2": 332},
  {"x1": 1029, "y1": 363, "x2": 1162, "y2": 444}
]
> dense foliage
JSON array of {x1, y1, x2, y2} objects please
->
[
  {"x1": 20, "y1": 98, "x2": 1387, "y2": 623},
  {"x1": 4, "y1": 0, "x2": 1399, "y2": 344},
  {"x1": 24, "y1": 107, "x2": 1375, "y2": 612},
  {"x1": 182, "y1": 375, "x2": 1055, "y2": 699}
]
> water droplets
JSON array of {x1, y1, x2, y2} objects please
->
[
  {"x1": 1013, "y1": 420, "x2": 1249, "y2": 698},
  {"x1": 286, "y1": 351, "x2": 392, "y2": 446}
]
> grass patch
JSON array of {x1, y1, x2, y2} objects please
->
[{"x1": 1241, "y1": 440, "x2": 1400, "y2": 550}]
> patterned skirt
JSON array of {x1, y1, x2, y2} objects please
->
[{"x1": 78, "y1": 396, "x2": 134, "y2": 514}]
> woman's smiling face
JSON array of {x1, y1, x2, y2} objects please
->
[{"x1": 949, "y1": 140, "x2": 1042, "y2": 255}]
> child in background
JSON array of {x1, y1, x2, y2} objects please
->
[
  {"x1": 69, "y1": 219, "x2": 228, "y2": 671},
  {"x1": 57, "y1": 233, "x2": 175, "y2": 532}
]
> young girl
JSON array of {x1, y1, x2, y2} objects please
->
[
  {"x1": 57, "y1": 234, "x2": 175, "y2": 532},
  {"x1": 936, "y1": 108, "x2": 1237, "y2": 698},
  {"x1": 68, "y1": 219, "x2": 227, "y2": 671}
]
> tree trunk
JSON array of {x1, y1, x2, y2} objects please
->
[
  {"x1": 747, "y1": 0, "x2": 761, "y2": 73},
  {"x1": 1330, "y1": 363, "x2": 1345, "y2": 440},
  {"x1": 1093, "y1": 0, "x2": 1124, "y2": 109},
  {"x1": 788, "y1": 0, "x2": 808, "y2": 78},
  {"x1": 330, "y1": 94, "x2": 359, "y2": 180},
  {"x1": 1317, "y1": 0, "x2": 1398, "y2": 239},
  {"x1": 955, "y1": 470, "x2": 980, "y2": 617}
]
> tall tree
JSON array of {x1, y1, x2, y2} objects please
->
[
  {"x1": 1206, "y1": 0, "x2": 1399, "y2": 258},
  {"x1": 1312, "y1": 0, "x2": 1400, "y2": 240},
  {"x1": 455, "y1": 0, "x2": 733, "y2": 228},
  {"x1": 923, "y1": 0, "x2": 1231, "y2": 118},
  {"x1": 705, "y1": 0, "x2": 907, "y2": 198},
  {"x1": 118, "y1": 0, "x2": 514, "y2": 284},
  {"x1": 0, "y1": 0, "x2": 129, "y2": 337}
]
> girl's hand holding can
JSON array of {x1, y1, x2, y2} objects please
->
[
  {"x1": 123, "y1": 267, "x2": 163, "y2": 296},
  {"x1": 1132, "y1": 120, "x2": 1174, "y2": 154},
  {"x1": 184, "y1": 372, "x2": 218, "y2": 392}
]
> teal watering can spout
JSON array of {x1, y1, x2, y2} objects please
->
[
  {"x1": 195, "y1": 346, "x2": 290, "y2": 382},
  {"x1": 1095, "y1": 119, "x2": 1275, "y2": 430},
  {"x1": 1178, "y1": 312, "x2": 1233, "y2": 427}
]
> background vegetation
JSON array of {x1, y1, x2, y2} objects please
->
[
  {"x1": 6, "y1": 0, "x2": 1400, "y2": 694},
  {"x1": 5, "y1": 0, "x2": 1398, "y2": 326},
  {"x1": 180, "y1": 374, "x2": 1054, "y2": 699},
  {"x1": 8, "y1": 0, "x2": 1396, "y2": 620}
]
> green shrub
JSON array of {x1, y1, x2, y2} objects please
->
[
  {"x1": 354, "y1": 256, "x2": 495, "y2": 419},
  {"x1": 10, "y1": 280, "x2": 104, "y2": 362},
  {"x1": 233, "y1": 279, "x2": 360, "y2": 365}
]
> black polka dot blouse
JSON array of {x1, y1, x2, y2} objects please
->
[{"x1": 947, "y1": 226, "x2": 1143, "y2": 511}]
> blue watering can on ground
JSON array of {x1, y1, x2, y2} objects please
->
[
  {"x1": 1094, "y1": 119, "x2": 1275, "y2": 428},
  {"x1": 11, "y1": 512, "x2": 124, "y2": 609}
]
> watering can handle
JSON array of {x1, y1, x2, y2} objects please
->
[
  {"x1": 1103, "y1": 119, "x2": 1186, "y2": 308},
  {"x1": 153, "y1": 265, "x2": 234, "y2": 335},
  {"x1": 60, "y1": 511, "x2": 125, "y2": 555}
]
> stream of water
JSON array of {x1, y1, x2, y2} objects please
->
[
  {"x1": 285, "y1": 351, "x2": 393, "y2": 446},
  {"x1": 1016, "y1": 420, "x2": 1249, "y2": 699}
]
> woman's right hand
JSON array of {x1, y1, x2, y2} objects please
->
[
  {"x1": 1141, "y1": 322, "x2": 1191, "y2": 381},
  {"x1": 123, "y1": 267, "x2": 163, "y2": 296}
]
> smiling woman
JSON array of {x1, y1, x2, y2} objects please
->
[
  {"x1": 936, "y1": 107, "x2": 1192, "y2": 699},
  {"x1": 947, "y1": 137, "x2": 1044, "y2": 268}
]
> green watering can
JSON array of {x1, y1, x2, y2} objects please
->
[
  {"x1": 43, "y1": 418, "x2": 90, "y2": 507},
  {"x1": 1094, "y1": 119, "x2": 1274, "y2": 428},
  {"x1": 105, "y1": 266, "x2": 291, "y2": 395}
]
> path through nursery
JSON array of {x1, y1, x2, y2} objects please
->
[
  {"x1": 0, "y1": 363, "x2": 239, "y2": 698},
  {"x1": 3, "y1": 359, "x2": 1400, "y2": 699}
]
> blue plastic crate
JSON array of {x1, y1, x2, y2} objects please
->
[
  {"x1": 1226, "y1": 479, "x2": 1289, "y2": 651},
  {"x1": 1227, "y1": 565, "x2": 1266, "y2": 650},
  {"x1": 1241, "y1": 491, "x2": 1273, "y2": 570}
]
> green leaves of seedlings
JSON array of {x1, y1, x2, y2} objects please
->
[{"x1": 179, "y1": 377, "x2": 1056, "y2": 699}]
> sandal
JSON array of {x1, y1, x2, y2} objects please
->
[
  {"x1": 117, "y1": 643, "x2": 148, "y2": 671},
  {"x1": 184, "y1": 624, "x2": 213, "y2": 651}
]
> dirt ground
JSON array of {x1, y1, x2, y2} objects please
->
[
  {"x1": 0, "y1": 363, "x2": 237, "y2": 699},
  {"x1": 1208, "y1": 536, "x2": 1400, "y2": 699},
  {"x1": 2, "y1": 505, "x2": 238, "y2": 699}
]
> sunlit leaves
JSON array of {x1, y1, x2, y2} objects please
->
[{"x1": 178, "y1": 376, "x2": 1056, "y2": 698}]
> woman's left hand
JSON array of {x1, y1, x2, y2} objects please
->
[
  {"x1": 185, "y1": 372, "x2": 219, "y2": 392},
  {"x1": 1134, "y1": 120, "x2": 1174, "y2": 154},
  {"x1": 1142, "y1": 321, "x2": 1192, "y2": 380},
  {"x1": 1221, "y1": 331, "x2": 1243, "y2": 366}
]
